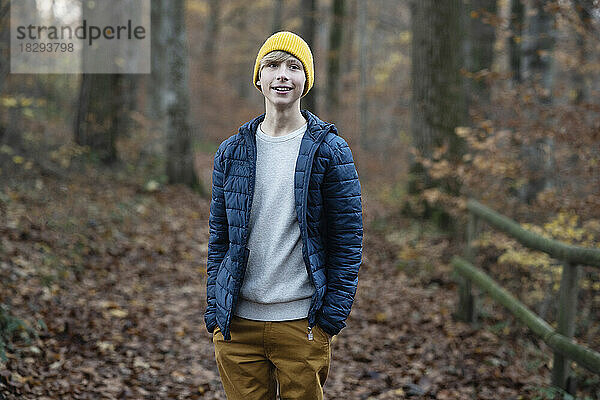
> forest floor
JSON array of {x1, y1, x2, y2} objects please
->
[{"x1": 0, "y1": 160, "x2": 598, "y2": 400}]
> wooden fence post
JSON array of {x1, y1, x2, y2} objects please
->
[
  {"x1": 552, "y1": 262, "x2": 582, "y2": 392},
  {"x1": 457, "y1": 212, "x2": 478, "y2": 322}
]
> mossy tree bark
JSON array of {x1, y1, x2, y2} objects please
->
[
  {"x1": 408, "y1": 0, "x2": 467, "y2": 230},
  {"x1": 164, "y1": 0, "x2": 202, "y2": 193}
]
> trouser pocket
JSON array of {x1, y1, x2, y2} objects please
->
[{"x1": 269, "y1": 319, "x2": 330, "y2": 399}]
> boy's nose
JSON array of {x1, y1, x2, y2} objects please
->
[{"x1": 276, "y1": 66, "x2": 289, "y2": 80}]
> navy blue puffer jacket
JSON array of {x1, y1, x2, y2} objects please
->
[{"x1": 204, "y1": 110, "x2": 363, "y2": 340}]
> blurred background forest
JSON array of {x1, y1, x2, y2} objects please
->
[{"x1": 0, "y1": 0, "x2": 600, "y2": 399}]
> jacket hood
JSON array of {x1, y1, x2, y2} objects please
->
[{"x1": 238, "y1": 110, "x2": 338, "y2": 140}]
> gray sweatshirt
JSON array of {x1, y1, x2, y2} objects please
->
[{"x1": 234, "y1": 122, "x2": 315, "y2": 321}]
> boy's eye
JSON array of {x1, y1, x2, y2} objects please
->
[{"x1": 268, "y1": 63, "x2": 278, "y2": 68}]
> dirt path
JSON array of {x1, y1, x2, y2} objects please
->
[{"x1": 0, "y1": 171, "x2": 566, "y2": 399}]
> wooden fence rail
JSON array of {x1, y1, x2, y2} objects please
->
[
  {"x1": 454, "y1": 199, "x2": 600, "y2": 393},
  {"x1": 466, "y1": 199, "x2": 600, "y2": 268}
]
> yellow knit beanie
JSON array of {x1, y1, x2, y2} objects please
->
[{"x1": 253, "y1": 31, "x2": 314, "y2": 97}]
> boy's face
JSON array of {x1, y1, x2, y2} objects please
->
[{"x1": 257, "y1": 54, "x2": 306, "y2": 109}]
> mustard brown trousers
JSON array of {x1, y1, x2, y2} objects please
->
[{"x1": 212, "y1": 315, "x2": 331, "y2": 399}]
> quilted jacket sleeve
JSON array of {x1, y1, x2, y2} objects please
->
[
  {"x1": 204, "y1": 143, "x2": 229, "y2": 333},
  {"x1": 317, "y1": 138, "x2": 363, "y2": 337}
]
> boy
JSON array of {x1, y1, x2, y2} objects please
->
[{"x1": 204, "y1": 31, "x2": 363, "y2": 400}]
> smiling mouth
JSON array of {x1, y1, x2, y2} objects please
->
[{"x1": 272, "y1": 87, "x2": 292, "y2": 92}]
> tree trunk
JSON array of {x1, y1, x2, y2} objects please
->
[
  {"x1": 0, "y1": 0, "x2": 9, "y2": 96},
  {"x1": 147, "y1": 0, "x2": 169, "y2": 160},
  {"x1": 237, "y1": 4, "x2": 250, "y2": 99},
  {"x1": 465, "y1": 0, "x2": 497, "y2": 105},
  {"x1": 491, "y1": 0, "x2": 513, "y2": 101},
  {"x1": 203, "y1": 0, "x2": 220, "y2": 74},
  {"x1": 0, "y1": 0, "x2": 10, "y2": 145},
  {"x1": 150, "y1": 0, "x2": 168, "y2": 120},
  {"x1": 165, "y1": 0, "x2": 202, "y2": 192},
  {"x1": 357, "y1": 0, "x2": 368, "y2": 152},
  {"x1": 521, "y1": 0, "x2": 555, "y2": 104},
  {"x1": 74, "y1": 74, "x2": 121, "y2": 164},
  {"x1": 326, "y1": 0, "x2": 344, "y2": 115},
  {"x1": 409, "y1": 0, "x2": 467, "y2": 229},
  {"x1": 272, "y1": 0, "x2": 284, "y2": 34},
  {"x1": 300, "y1": 0, "x2": 317, "y2": 113},
  {"x1": 1, "y1": 0, "x2": 39, "y2": 150},
  {"x1": 509, "y1": 0, "x2": 524, "y2": 83},
  {"x1": 516, "y1": 0, "x2": 556, "y2": 204},
  {"x1": 73, "y1": 0, "x2": 136, "y2": 164},
  {"x1": 573, "y1": 0, "x2": 593, "y2": 104}
]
